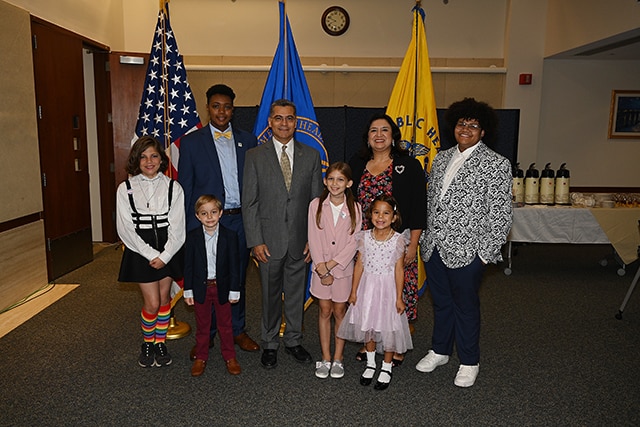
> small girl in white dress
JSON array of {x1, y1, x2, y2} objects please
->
[{"x1": 338, "y1": 195, "x2": 413, "y2": 390}]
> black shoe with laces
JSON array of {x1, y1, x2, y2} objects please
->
[
  {"x1": 138, "y1": 342, "x2": 155, "y2": 368},
  {"x1": 154, "y1": 342, "x2": 172, "y2": 367}
]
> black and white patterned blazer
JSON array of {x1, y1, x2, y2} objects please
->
[{"x1": 420, "y1": 142, "x2": 513, "y2": 268}]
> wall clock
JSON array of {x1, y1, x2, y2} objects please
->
[{"x1": 321, "y1": 6, "x2": 350, "y2": 36}]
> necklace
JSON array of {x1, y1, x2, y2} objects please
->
[
  {"x1": 138, "y1": 177, "x2": 161, "y2": 208},
  {"x1": 371, "y1": 228, "x2": 394, "y2": 245}
]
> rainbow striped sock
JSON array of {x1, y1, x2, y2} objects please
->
[
  {"x1": 141, "y1": 308, "x2": 157, "y2": 343},
  {"x1": 154, "y1": 303, "x2": 171, "y2": 344}
]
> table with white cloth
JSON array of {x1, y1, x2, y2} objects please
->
[{"x1": 504, "y1": 205, "x2": 640, "y2": 275}]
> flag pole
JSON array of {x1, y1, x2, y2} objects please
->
[
  {"x1": 412, "y1": 2, "x2": 421, "y2": 148},
  {"x1": 161, "y1": 0, "x2": 189, "y2": 340},
  {"x1": 280, "y1": 0, "x2": 287, "y2": 337},
  {"x1": 282, "y1": 0, "x2": 289, "y2": 99}
]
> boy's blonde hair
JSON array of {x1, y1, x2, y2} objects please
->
[{"x1": 194, "y1": 194, "x2": 223, "y2": 213}]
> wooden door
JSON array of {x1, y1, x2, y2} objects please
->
[
  {"x1": 93, "y1": 51, "x2": 150, "y2": 243},
  {"x1": 31, "y1": 19, "x2": 93, "y2": 279}
]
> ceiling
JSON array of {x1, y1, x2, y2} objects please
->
[{"x1": 547, "y1": 28, "x2": 640, "y2": 60}]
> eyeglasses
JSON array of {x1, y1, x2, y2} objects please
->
[
  {"x1": 270, "y1": 115, "x2": 296, "y2": 123},
  {"x1": 456, "y1": 121, "x2": 481, "y2": 131}
]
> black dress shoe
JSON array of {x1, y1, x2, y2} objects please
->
[
  {"x1": 284, "y1": 345, "x2": 312, "y2": 363},
  {"x1": 261, "y1": 349, "x2": 278, "y2": 369},
  {"x1": 374, "y1": 369, "x2": 392, "y2": 390},
  {"x1": 360, "y1": 366, "x2": 376, "y2": 386}
]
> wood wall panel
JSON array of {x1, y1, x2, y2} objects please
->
[{"x1": 0, "y1": 222, "x2": 48, "y2": 311}]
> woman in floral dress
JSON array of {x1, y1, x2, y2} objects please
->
[{"x1": 348, "y1": 113, "x2": 426, "y2": 365}]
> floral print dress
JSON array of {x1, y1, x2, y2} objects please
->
[{"x1": 356, "y1": 163, "x2": 419, "y2": 321}]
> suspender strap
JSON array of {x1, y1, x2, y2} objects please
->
[{"x1": 125, "y1": 178, "x2": 171, "y2": 230}]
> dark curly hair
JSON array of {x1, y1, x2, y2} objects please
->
[
  {"x1": 125, "y1": 136, "x2": 169, "y2": 176},
  {"x1": 443, "y1": 97, "x2": 498, "y2": 145},
  {"x1": 357, "y1": 113, "x2": 408, "y2": 159}
]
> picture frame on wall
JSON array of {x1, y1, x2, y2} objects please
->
[{"x1": 608, "y1": 90, "x2": 640, "y2": 139}]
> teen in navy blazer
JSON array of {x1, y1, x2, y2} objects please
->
[{"x1": 178, "y1": 84, "x2": 259, "y2": 351}]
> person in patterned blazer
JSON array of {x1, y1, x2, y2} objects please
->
[{"x1": 415, "y1": 98, "x2": 513, "y2": 388}]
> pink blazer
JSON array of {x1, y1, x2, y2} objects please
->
[{"x1": 307, "y1": 196, "x2": 362, "y2": 280}]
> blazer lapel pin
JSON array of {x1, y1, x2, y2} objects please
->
[{"x1": 395, "y1": 165, "x2": 405, "y2": 174}]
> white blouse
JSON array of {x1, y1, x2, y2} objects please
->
[{"x1": 116, "y1": 173, "x2": 185, "y2": 265}]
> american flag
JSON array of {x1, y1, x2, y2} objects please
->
[{"x1": 134, "y1": 0, "x2": 201, "y2": 178}]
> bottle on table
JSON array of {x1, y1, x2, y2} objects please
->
[
  {"x1": 539, "y1": 163, "x2": 555, "y2": 205},
  {"x1": 555, "y1": 163, "x2": 570, "y2": 205},
  {"x1": 512, "y1": 162, "x2": 524, "y2": 207},
  {"x1": 524, "y1": 163, "x2": 539, "y2": 205}
]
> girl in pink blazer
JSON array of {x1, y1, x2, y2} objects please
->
[{"x1": 308, "y1": 162, "x2": 362, "y2": 379}]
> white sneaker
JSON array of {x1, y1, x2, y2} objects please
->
[
  {"x1": 415, "y1": 350, "x2": 449, "y2": 373},
  {"x1": 454, "y1": 364, "x2": 479, "y2": 387},
  {"x1": 330, "y1": 360, "x2": 344, "y2": 379},
  {"x1": 315, "y1": 360, "x2": 331, "y2": 379}
]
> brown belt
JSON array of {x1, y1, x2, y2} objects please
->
[
  {"x1": 225, "y1": 208, "x2": 241, "y2": 215},
  {"x1": 206, "y1": 279, "x2": 217, "y2": 287}
]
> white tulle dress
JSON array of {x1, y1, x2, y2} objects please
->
[{"x1": 337, "y1": 229, "x2": 413, "y2": 354}]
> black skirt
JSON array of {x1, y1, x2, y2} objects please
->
[{"x1": 118, "y1": 227, "x2": 184, "y2": 283}]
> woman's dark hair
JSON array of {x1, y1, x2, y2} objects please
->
[
  {"x1": 365, "y1": 194, "x2": 402, "y2": 231},
  {"x1": 443, "y1": 97, "x2": 499, "y2": 145},
  {"x1": 125, "y1": 136, "x2": 169, "y2": 176},
  {"x1": 357, "y1": 113, "x2": 408, "y2": 159},
  {"x1": 315, "y1": 162, "x2": 359, "y2": 234}
]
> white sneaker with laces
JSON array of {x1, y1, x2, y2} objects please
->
[
  {"x1": 415, "y1": 350, "x2": 449, "y2": 373},
  {"x1": 315, "y1": 360, "x2": 331, "y2": 379},
  {"x1": 454, "y1": 364, "x2": 479, "y2": 387},
  {"x1": 330, "y1": 360, "x2": 344, "y2": 379}
]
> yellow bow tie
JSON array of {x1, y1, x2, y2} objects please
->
[{"x1": 214, "y1": 131, "x2": 232, "y2": 139}]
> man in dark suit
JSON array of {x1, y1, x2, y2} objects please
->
[
  {"x1": 242, "y1": 99, "x2": 323, "y2": 369},
  {"x1": 178, "y1": 84, "x2": 259, "y2": 354}
]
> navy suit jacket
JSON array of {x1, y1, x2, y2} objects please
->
[
  {"x1": 178, "y1": 124, "x2": 258, "y2": 231},
  {"x1": 183, "y1": 224, "x2": 240, "y2": 305}
]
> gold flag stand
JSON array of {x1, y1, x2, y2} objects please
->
[
  {"x1": 166, "y1": 308, "x2": 191, "y2": 340},
  {"x1": 167, "y1": 288, "x2": 191, "y2": 340}
]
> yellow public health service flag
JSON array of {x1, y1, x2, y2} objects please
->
[
  {"x1": 386, "y1": 3, "x2": 440, "y2": 176},
  {"x1": 386, "y1": 3, "x2": 440, "y2": 297}
]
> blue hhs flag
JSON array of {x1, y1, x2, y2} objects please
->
[{"x1": 254, "y1": 0, "x2": 328, "y2": 174}]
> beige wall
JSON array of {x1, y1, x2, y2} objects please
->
[
  {"x1": 121, "y1": 0, "x2": 508, "y2": 59},
  {"x1": 0, "y1": 1, "x2": 41, "y2": 222},
  {"x1": 0, "y1": 1, "x2": 47, "y2": 309},
  {"x1": 185, "y1": 57, "x2": 505, "y2": 116},
  {"x1": 538, "y1": 59, "x2": 640, "y2": 187},
  {"x1": 545, "y1": 0, "x2": 640, "y2": 57},
  {"x1": 2, "y1": 0, "x2": 124, "y2": 48}
]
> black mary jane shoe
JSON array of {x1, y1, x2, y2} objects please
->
[
  {"x1": 392, "y1": 357, "x2": 403, "y2": 367},
  {"x1": 374, "y1": 369, "x2": 392, "y2": 391},
  {"x1": 360, "y1": 366, "x2": 376, "y2": 386},
  {"x1": 355, "y1": 349, "x2": 367, "y2": 362}
]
